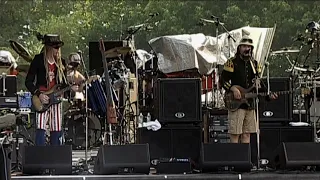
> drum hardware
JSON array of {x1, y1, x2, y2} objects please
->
[
  {"x1": 11, "y1": 113, "x2": 34, "y2": 173},
  {"x1": 104, "y1": 46, "x2": 132, "y2": 58}
]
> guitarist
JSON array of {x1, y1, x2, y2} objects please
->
[
  {"x1": 221, "y1": 36, "x2": 277, "y2": 144},
  {"x1": 25, "y1": 34, "x2": 78, "y2": 146}
]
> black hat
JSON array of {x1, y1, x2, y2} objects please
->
[{"x1": 42, "y1": 34, "x2": 64, "y2": 47}]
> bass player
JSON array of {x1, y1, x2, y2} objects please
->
[
  {"x1": 25, "y1": 34, "x2": 78, "y2": 146},
  {"x1": 221, "y1": 36, "x2": 277, "y2": 144}
]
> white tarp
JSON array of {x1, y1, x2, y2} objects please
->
[
  {"x1": 149, "y1": 26, "x2": 275, "y2": 75},
  {"x1": 0, "y1": 50, "x2": 17, "y2": 68}
]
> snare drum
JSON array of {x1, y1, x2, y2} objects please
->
[{"x1": 18, "y1": 91, "x2": 32, "y2": 108}]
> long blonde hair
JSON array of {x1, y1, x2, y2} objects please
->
[{"x1": 43, "y1": 45, "x2": 66, "y2": 86}]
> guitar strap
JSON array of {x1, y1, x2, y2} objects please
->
[{"x1": 249, "y1": 59, "x2": 257, "y2": 77}]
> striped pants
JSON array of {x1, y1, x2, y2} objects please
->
[{"x1": 36, "y1": 103, "x2": 63, "y2": 131}]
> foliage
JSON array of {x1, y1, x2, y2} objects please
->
[{"x1": 0, "y1": 0, "x2": 319, "y2": 89}]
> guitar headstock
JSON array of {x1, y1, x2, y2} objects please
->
[{"x1": 99, "y1": 38, "x2": 105, "y2": 53}]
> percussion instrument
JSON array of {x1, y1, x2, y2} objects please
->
[
  {"x1": 18, "y1": 91, "x2": 32, "y2": 108},
  {"x1": 87, "y1": 76, "x2": 118, "y2": 117},
  {"x1": 64, "y1": 111, "x2": 102, "y2": 149}
]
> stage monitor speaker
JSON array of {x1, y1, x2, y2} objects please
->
[
  {"x1": 22, "y1": 145, "x2": 72, "y2": 175},
  {"x1": 273, "y1": 142, "x2": 320, "y2": 170},
  {"x1": 89, "y1": 41, "x2": 135, "y2": 76},
  {"x1": 201, "y1": 143, "x2": 251, "y2": 172},
  {"x1": 156, "y1": 78, "x2": 202, "y2": 123},
  {"x1": 94, "y1": 144, "x2": 150, "y2": 175},
  {"x1": 259, "y1": 77, "x2": 292, "y2": 122},
  {"x1": 137, "y1": 126, "x2": 202, "y2": 163},
  {"x1": 250, "y1": 126, "x2": 313, "y2": 166}
]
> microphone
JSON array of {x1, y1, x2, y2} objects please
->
[
  {"x1": 127, "y1": 24, "x2": 145, "y2": 31},
  {"x1": 77, "y1": 50, "x2": 82, "y2": 55},
  {"x1": 149, "y1": 12, "x2": 159, "y2": 17}
]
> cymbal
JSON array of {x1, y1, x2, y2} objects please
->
[
  {"x1": 105, "y1": 47, "x2": 131, "y2": 58},
  {"x1": 9, "y1": 40, "x2": 33, "y2": 62}
]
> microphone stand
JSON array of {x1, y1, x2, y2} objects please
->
[
  {"x1": 256, "y1": 61, "x2": 269, "y2": 170},
  {"x1": 201, "y1": 16, "x2": 236, "y2": 107},
  {"x1": 124, "y1": 14, "x2": 158, "y2": 126},
  {"x1": 78, "y1": 51, "x2": 90, "y2": 173}
]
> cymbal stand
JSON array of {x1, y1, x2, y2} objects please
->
[{"x1": 78, "y1": 51, "x2": 90, "y2": 173}]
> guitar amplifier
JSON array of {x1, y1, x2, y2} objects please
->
[{"x1": 0, "y1": 75, "x2": 18, "y2": 108}]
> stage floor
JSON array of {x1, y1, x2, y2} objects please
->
[{"x1": 11, "y1": 172, "x2": 320, "y2": 180}]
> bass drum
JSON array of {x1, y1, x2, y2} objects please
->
[{"x1": 64, "y1": 112, "x2": 102, "y2": 149}]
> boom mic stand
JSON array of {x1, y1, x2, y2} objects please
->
[
  {"x1": 200, "y1": 16, "x2": 236, "y2": 107},
  {"x1": 255, "y1": 61, "x2": 270, "y2": 170},
  {"x1": 124, "y1": 14, "x2": 158, "y2": 128}
]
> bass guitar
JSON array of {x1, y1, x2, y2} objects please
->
[
  {"x1": 224, "y1": 85, "x2": 294, "y2": 111},
  {"x1": 99, "y1": 38, "x2": 117, "y2": 124},
  {"x1": 32, "y1": 82, "x2": 84, "y2": 113}
]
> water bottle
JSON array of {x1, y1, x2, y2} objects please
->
[
  {"x1": 138, "y1": 113, "x2": 143, "y2": 128},
  {"x1": 147, "y1": 113, "x2": 151, "y2": 122}
]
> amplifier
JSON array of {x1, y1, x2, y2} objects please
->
[
  {"x1": 259, "y1": 77, "x2": 293, "y2": 122},
  {"x1": 208, "y1": 111, "x2": 229, "y2": 143},
  {"x1": 0, "y1": 75, "x2": 18, "y2": 108}
]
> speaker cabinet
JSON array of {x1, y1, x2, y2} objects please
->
[
  {"x1": 259, "y1": 77, "x2": 293, "y2": 122},
  {"x1": 137, "y1": 126, "x2": 202, "y2": 162},
  {"x1": 273, "y1": 142, "x2": 320, "y2": 170},
  {"x1": 94, "y1": 144, "x2": 150, "y2": 175},
  {"x1": 22, "y1": 145, "x2": 72, "y2": 175},
  {"x1": 201, "y1": 143, "x2": 251, "y2": 172},
  {"x1": 156, "y1": 78, "x2": 202, "y2": 123}
]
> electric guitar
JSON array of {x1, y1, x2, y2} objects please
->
[
  {"x1": 224, "y1": 85, "x2": 294, "y2": 111},
  {"x1": 32, "y1": 81, "x2": 85, "y2": 113}
]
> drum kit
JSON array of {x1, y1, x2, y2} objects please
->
[
  {"x1": 9, "y1": 39, "x2": 136, "y2": 150},
  {"x1": 64, "y1": 46, "x2": 133, "y2": 149},
  {"x1": 271, "y1": 45, "x2": 320, "y2": 140}
]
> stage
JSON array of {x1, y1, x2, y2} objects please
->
[{"x1": 11, "y1": 172, "x2": 320, "y2": 180}]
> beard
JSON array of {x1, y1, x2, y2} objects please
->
[{"x1": 241, "y1": 49, "x2": 251, "y2": 57}]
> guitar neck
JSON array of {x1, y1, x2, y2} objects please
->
[
  {"x1": 54, "y1": 80, "x2": 86, "y2": 96},
  {"x1": 99, "y1": 39, "x2": 114, "y2": 105},
  {"x1": 257, "y1": 90, "x2": 291, "y2": 96}
]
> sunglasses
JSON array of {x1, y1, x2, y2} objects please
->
[
  {"x1": 241, "y1": 38, "x2": 253, "y2": 44},
  {"x1": 52, "y1": 46, "x2": 61, "y2": 49}
]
